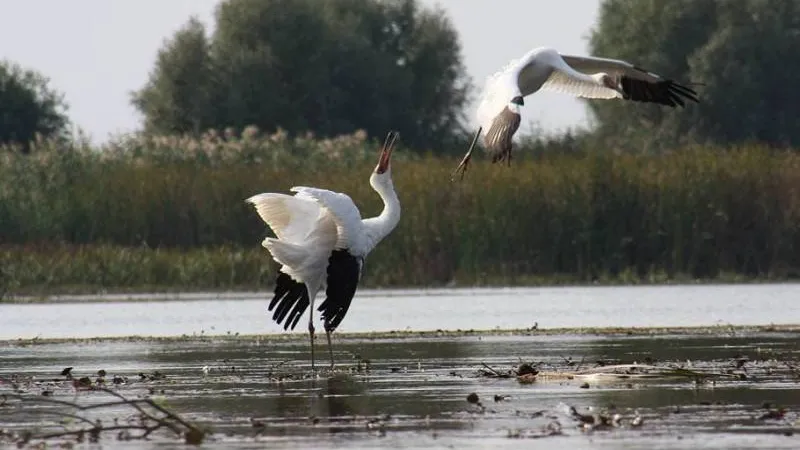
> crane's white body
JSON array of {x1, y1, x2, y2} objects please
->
[
  {"x1": 452, "y1": 46, "x2": 698, "y2": 178},
  {"x1": 247, "y1": 182, "x2": 399, "y2": 309},
  {"x1": 476, "y1": 46, "x2": 696, "y2": 136},
  {"x1": 246, "y1": 131, "x2": 401, "y2": 371},
  {"x1": 478, "y1": 47, "x2": 617, "y2": 133}
]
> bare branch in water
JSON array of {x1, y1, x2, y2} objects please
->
[{"x1": 1, "y1": 385, "x2": 207, "y2": 445}]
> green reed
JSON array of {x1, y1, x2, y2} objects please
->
[
  {"x1": 2, "y1": 128, "x2": 799, "y2": 295},
  {"x1": 0, "y1": 243, "x2": 272, "y2": 296}
]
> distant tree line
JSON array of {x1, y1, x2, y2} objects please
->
[
  {"x1": 131, "y1": 0, "x2": 472, "y2": 151},
  {"x1": 4, "y1": 0, "x2": 800, "y2": 152}
]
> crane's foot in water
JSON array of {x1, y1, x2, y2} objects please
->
[
  {"x1": 326, "y1": 329, "x2": 336, "y2": 371},
  {"x1": 308, "y1": 321, "x2": 316, "y2": 373}
]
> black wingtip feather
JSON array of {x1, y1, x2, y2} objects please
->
[
  {"x1": 317, "y1": 250, "x2": 362, "y2": 333},
  {"x1": 268, "y1": 272, "x2": 310, "y2": 331},
  {"x1": 620, "y1": 76, "x2": 699, "y2": 108}
]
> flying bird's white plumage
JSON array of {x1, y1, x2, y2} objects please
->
[
  {"x1": 246, "y1": 131, "x2": 401, "y2": 370},
  {"x1": 454, "y1": 47, "x2": 700, "y2": 178}
]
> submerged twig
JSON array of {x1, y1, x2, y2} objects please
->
[
  {"x1": 2, "y1": 385, "x2": 207, "y2": 445},
  {"x1": 478, "y1": 362, "x2": 514, "y2": 379}
]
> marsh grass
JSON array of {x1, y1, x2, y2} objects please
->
[
  {"x1": 0, "y1": 244, "x2": 270, "y2": 295},
  {"x1": 2, "y1": 128, "x2": 800, "y2": 294}
]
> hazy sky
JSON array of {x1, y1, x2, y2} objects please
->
[{"x1": 0, "y1": 0, "x2": 599, "y2": 143}]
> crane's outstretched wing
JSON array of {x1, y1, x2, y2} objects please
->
[
  {"x1": 247, "y1": 190, "x2": 334, "y2": 296},
  {"x1": 476, "y1": 69, "x2": 522, "y2": 133},
  {"x1": 317, "y1": 249, "x2": 364, "y2": 333},
  {"x1": 541, "y1": 69, "x2": 621, "y2": 100},
  {"x1": 559, "y1": 54, "x2": 699, "y2": 107},
  {"x1": 245, "y1": 193, "x2": 323, "y2": 245},
  {"x1": 483, "y1": 106, "x2": 521, "y2": 164},
  {"x1": 247, "y1": 191, "x2": 337, "y2": 331},
  {"x1": 290, "y1": 186, "x2": 367, "y2": 254}
]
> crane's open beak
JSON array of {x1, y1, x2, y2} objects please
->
[{"x1": 376, "y1": 131, "x2": 398, "y2": 174}]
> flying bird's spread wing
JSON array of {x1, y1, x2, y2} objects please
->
[
  {"x1": 474, "y1": 67, "x2": 525, "y2": 163},
  {"x1": 559, "y1": 54, "x2": 699, "y2": 107},
  {"x1": 290, "y1": 186, "x2": 366, "y2": 254},
  {"x1": 483, "y1": 106, "x2": 521, "y2": 164},
  {"x1": 541, "y1": 70, "x2": 621, "y2": 100},
  {"x1": 476, "y1": 71, "x2": 521, "y2": 134},
  {"x1": 317, "y1": 250, "x2": 364, "y2": 333}
]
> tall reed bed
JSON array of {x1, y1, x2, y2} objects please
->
[
  {"x1": 2, "y1": 129, "x2": 800, "y2": 294},
  {"x1": 0, "y1": 244, "x2": 269, "y2": 296}
]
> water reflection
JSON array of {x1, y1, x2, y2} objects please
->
[{"x1": 316, "y1": 374, "x2": 370, "y2": 419}]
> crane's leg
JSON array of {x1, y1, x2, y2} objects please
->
[
  {"x1": 451, "y1": 127, "x2": 482, "y2": 182},
  {"x1": 308, "y1": 309, "x2": 316, "y2": 372},
  {"x1": 325, "y1": 328, "x2": 335, "y2": 370}
]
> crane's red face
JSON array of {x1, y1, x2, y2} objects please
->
[{"x1": 375, "y1": 131, "x2": 398, "y2": 174}]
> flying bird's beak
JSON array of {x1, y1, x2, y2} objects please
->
[{"x1": 376, "y1": 131, "x2": 398, "y2": 174}]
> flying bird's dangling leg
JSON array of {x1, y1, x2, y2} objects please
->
[
  {"x1": 308, "y1": 309, "x2": 316, "y2": 372},
  {"x1": 451, "y1": 127, "x2": 482, "y2": 182}
]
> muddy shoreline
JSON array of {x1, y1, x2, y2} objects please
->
[{"x1": 3, "y1": 323, "x2": 799, "y2": 346}]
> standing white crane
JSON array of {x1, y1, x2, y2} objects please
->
[
  {"x1": 246, "y1": 131, "x2": 401, "y2": 371},
  {"x1": 452, "y1": 47, "x2": 700, "y2": 179}
]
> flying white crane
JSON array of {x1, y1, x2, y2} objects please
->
[
  {"x1": 246, "y1": 131, "x2": 401, "y2": 371},
  {"x1": 452, "y1": 47, "x2": 700, "y2": 179}
]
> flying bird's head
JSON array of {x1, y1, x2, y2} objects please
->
[
  {"x1": 370, "y1": 131, "x2": 399, "y2": 189},
  {"x1": 508, "y1": 95, "x2": 524, "y2": 113}
]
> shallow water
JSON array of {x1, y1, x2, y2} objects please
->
[
  {"x1": 4, "y1": 284, "x2": 800, "y2": 340},
  {"x1": 2, "y1": 332, "x2": 800, "y2": 448},
  {"x1": 2, "y1": 284, "x2": 800, "y2": 448}
]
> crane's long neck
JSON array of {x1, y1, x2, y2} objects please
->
[{"x1": 362, "y1": 181, "x2": 401, "y2": 253}]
